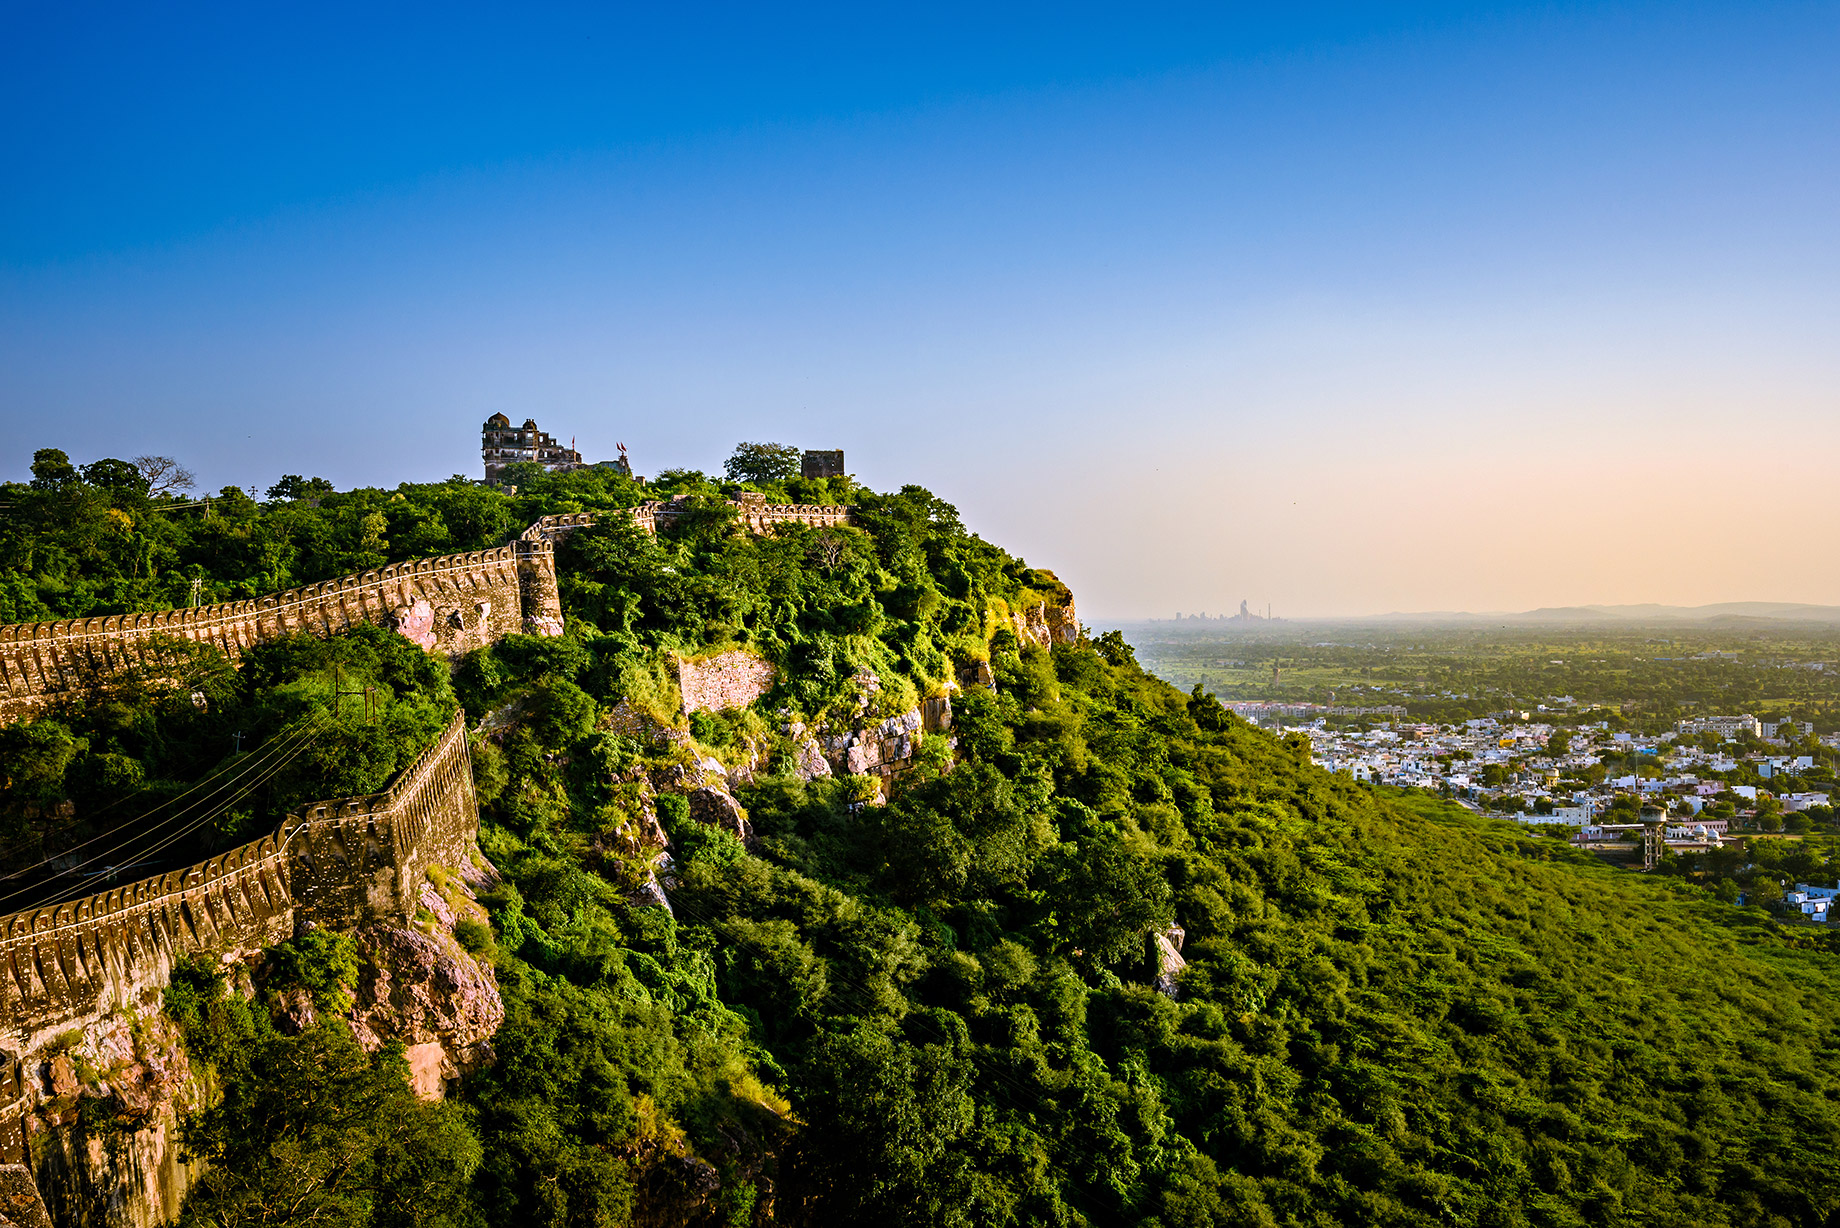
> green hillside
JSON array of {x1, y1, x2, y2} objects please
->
[{"x1": 5, "y1": 451, "x2": 1840, "y2": 1227}]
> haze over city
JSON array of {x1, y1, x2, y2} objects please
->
[{"x1": 5, "y1": 2, "x2": 1837, "y2": 619}]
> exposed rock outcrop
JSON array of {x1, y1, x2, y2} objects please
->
[
  {"x1": 803, "y1": 673, "x2": 953, "y2": 796},
  {"x1": 1011, "y1": 573, "x2": 1079, "y2": 650},
  {"x1": 650, "y1": 757, "x2": 753, "y2": 844},
  {"x1": 781, "y1": 723, "x2": 833, "y2": 782},
  {"x1": 1152, "y1": 925, "x2": 1187, "y2": 998},
  {"x1": 686, "y1": 788, "x2": 751, "y2": 843},
  {"x1": 9, "y1": 1006, "x2": 206, "y2": 1228},
  {"x1": 346, "y1": 920, "x2": 503, "y2": 1100},
  {"x1": 827, "y1": 708, "x2": 922, "y2": 777}
]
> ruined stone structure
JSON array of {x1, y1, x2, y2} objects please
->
[
  {"x1": 633, "y1": 496, "x2": 852, "y2": 535},
  {"x1": 481, "y1": 414, "x2": 583, "y2": 484},
  {"x1": 0, "y1": 710, "x2": 480, "y2": 1164},
  {"x1": 800, "y1": 449, "x2": 845, "y2": 480},
  {"x1": 676, "y1": 651, "x2": 776, "y2": 714},
  {"x1": 719, "y1": 492, "x2": 852, "y2": 534}
]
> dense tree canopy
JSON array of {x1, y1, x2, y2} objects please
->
[{"x1": 724, "y1": 442, "x2": 804, "y2": 486}]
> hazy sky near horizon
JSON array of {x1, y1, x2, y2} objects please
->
[{"x1": 4, "y1": 2, "x2": 1838, "y2": 620}]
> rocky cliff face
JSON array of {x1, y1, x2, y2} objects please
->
[
  {"x1": 1011, "y1": 572, "x2": 1079, "y2": 650},
  {"x1": 13, "y1": 1006, "x2": 204, "y2": 1228},
  {"x1": 597, "y1": 669, "x2": 953, "y2": 894},
  {"x1": 309, "y1": 868, "x2": 504, "y2": 1099}
]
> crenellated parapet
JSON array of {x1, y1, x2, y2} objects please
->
[
  {"x1": 721, "y1": 496, "x2": 853, "y2": 535},
  {"x1": 0, "y1": 501, "x2": 853, "y2": 724},
  {"x1": 282, "y1": 713, "x2": 480, "y2": 932},
  {"x1": 525, "y1": 496, "x2": 853, "y2": 544},
  {"x1": 0, "y1": 546, "x2": 554, "y2": 724},
  {"x1": 518, "y1": 512, "x2": 600, "y2": 544},
  {"x1": 0, "y1": 712, "x2": 479, "y2": 1079}
]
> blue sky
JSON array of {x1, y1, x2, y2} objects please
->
[{"x1": 4, "y1": 2, "x2": 1837, "y2": 617}]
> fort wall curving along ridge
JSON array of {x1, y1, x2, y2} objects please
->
[
  {"x1": 0, "y1": 503, "x2": 853, "y2": 725},
  {"x1": 0, "y1": 546, "x2": 550, "y2": 724}
]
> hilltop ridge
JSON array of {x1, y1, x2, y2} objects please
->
[{"x1": 2, "y1": 446, "x2": 1838, "y2": 1227}]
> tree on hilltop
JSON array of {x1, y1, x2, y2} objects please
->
[
  {"x1": 132, "y1": 454, "x2": 196, "y2": 497},
  {"x1": 29, "y1": 448, "x2": 78, "y2": 491},
  {"x1": 724, "y1": 441, "x2": 801, "y2": 485},
  {"x1": 81, "y1": 458, "x2": 149, "y2": 497},
  {"x1": 267, "y1": 474, "x2": 337, "y2": 501}
]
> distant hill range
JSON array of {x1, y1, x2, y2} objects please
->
[
  {"x1": 1130, "y1": 602, "x2": 1840, "y2": 627},
  {"x1": 1345, "y1": 602, "x2": 1840, "y2": 626}
]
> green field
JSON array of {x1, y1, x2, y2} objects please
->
[{"x1": 1124, "y1": 622, "x2": 1840, "y2": 730}]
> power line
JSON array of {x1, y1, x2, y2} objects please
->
[
  {"x1": 0, "y1": 696, "x2": 269, "y2": 869},
  {"x1": 0, "y1": 712, "x2": 325, "y2": 896},
  {"x1": 46, "y1": 730, "x2": 319, "y2": 893},
  {"x1": 0, "y1": 713, "x2": 331, "y2": 912},
  {"x1": 0, "y1": 713, "x2": 324, "y2": 877},
  {"x1": 0, "y1": 716, "x2": 327, "y2": 913}
]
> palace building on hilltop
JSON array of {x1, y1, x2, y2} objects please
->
[
  {"x1": 482, "y1": 414, "x2": 585, "y2": 483},
  {"x1": 482, "y1": 415, "x2": 841, "y2": 488}
]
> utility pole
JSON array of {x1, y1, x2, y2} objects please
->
[
  {"x1": 190, "y1": 577, "x2": 202, "y2": 607},
  {"x1": 232, "y1": 730, "x2": 245, "y2": 753},
  {"x1": 332, "y1": 664, "x2": 377, "y2": 722}
]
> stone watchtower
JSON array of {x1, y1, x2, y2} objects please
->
[
  {"x1": 801, "y1": 449, "x2": 845, "y2": 480},
  {"x1": 482, "y1": 414, "x2": 584, "y2": 484}
]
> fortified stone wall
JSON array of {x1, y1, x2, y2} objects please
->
[
  {"x1": 0, "y1": 503, "x2": 855, "y2": 723},
  {"x1": 524, "y1": 499, "x2": 853, "y2": 544},
  {"x1": 0, "y1": 544, "x2": 563, "y2": 724},
  {"x1": 0, "y1": 711, "x2": 479, "y2": 1154},
  {"x1": 284, "y1": 713, "x2": 480, "y2": 933},
  {"x1": 720, "y1": 497, "x2": 852, "y2": 535}
]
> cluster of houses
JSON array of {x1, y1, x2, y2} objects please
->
[
  {"x1": 1783, "y1": 884, "x2": 1840, "y2": 921},
  {"x1": 1299, "y1": 713, "x2": 1831, "y2": 858}
]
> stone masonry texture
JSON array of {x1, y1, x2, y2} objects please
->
[
  {"x1": 676, "y1": 651, "x2": 777, "y2": 714},
  {"x1": 0, "y1": 546, "x2": 553, "y2": 725}
]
